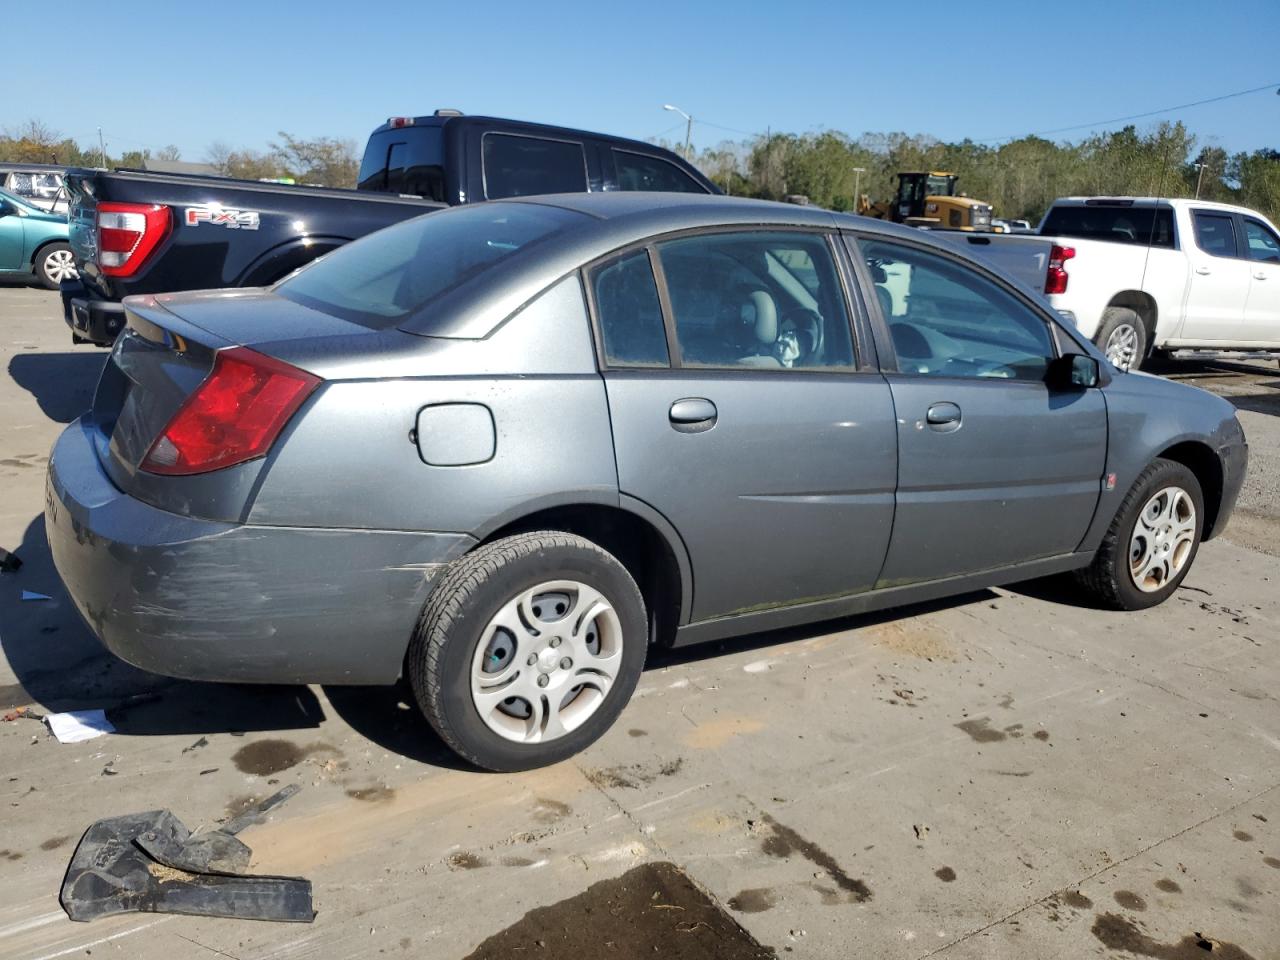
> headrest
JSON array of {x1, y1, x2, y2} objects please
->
[{"x1": 741, "y1": 290, "x2": 777, "y2": 344}]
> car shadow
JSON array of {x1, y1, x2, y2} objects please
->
[
  {"x1": 8, "y1": 352, "x2": 107, "y2": 424},
  {"x1": 1229, "y1": 393, "x2": 1280, "y2": 418},
  {"x1": 0, "y1": 512, "x2": 324, "y2": 735}
]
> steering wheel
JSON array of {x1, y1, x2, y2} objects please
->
[{"x1": 778, "y1": 307, "x2": 824, "y2": 365}]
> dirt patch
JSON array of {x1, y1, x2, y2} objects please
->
[
  {"x1": 1155, "y1": 878, "x2": 1182, "y2": 894},
  {"x1": 532, "y1": 798, "x2": 572, "y2": 823},
  {"x1": 0, "y1": 849, "x2": 23, "y2": 861},
  {"x1": 868, "y1": 620, "x2": 954, "y2": 660},
  {"x1": 346, "y1": 784, "x2": 395, "y2": 803},
  {"x1": 955, "y1": 718, "x2": 1007, "y2": 743},
  {"x1": 1062, "y1": 890, "x2": 1092, "y2": 909},
  {"x1": 585, "y1": 758, "x2": 686, "y2": 790},
  {"x1": 934, "y1": 866, "x2": 956, "y2": 882},
  {"x1": 1233, "y1": 830, "x2": 1254, "y2": 842},
  {"x1": 628, "y1": 729, "x2": 648, "y2": 738},
  {"x1": 1033, "y1": 730, "x2": 1050, "y2": 741},
  {"x1": 683, "y1": 717, "x2": 764, "y2": 750},
  {"x1": 1262, "y1": 857, "x2": 1280, "y2": 869},
  {"x1": 1091, "y1": 912, "x2": 1259, "y2": 959},
  {"x1": 146, "y1": 861, "x2": 197, "y2": 883},
  {"x1": 727, "y1": 888, "x2": 776, "y2": 913},
  {"x1": 232, "y1": 739, "x2": 337, "y2": 776},
  {"x1": 39, "y1": 835, "x2": 72, "y2": 851},
  {"x1": 500, "y1": 856, "x2": 535, "y2": 867},
  {"x1": 1114, "y1": 890, "x2": 1147, "y2": 911},
  {"x1": 461, "y1": 862, "x2": 774, "y2": 959},
  {"x1": 758, "y1": 813, "x2": 871, "y2": 903},
  {"x1": 447, "y1": 852, "x2": 487, "y2": 870}
]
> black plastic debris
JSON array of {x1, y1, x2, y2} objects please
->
[
  {"x1": 60, "y1": 785, "x2": 313, "y2": 923},
  {"x1": 0, "y1": 547, "x2": 21, "y2": 572}
]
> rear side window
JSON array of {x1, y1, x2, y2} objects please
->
[
  {"x1": 357, "y1": 126, "x2": 446, "y2": 201},
  {"x1": 483, "y1": 134, "x2": 587, "y2": 200},
  {"x1": 613, "y1": 151, "x2": 704, "y2": 193},
  {"x1": 277, "y1": 203, "x2": 585, "y2": 330},
  {"x1": 657, "y1": 232, "x2": 855, "y2": 370},
  {"x1": 1193, "y1": 213, "x2": 1237, "y2": 258},
  {"x1": 1041, "y1": 204, "x2": 1175, "y2": 248},
  {"x1": 591, "y1": 251, "x2": 669, "y2": 367}
]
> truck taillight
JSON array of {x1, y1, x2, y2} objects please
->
[
  {"x1": 1045, "y1": 244, "x2": 1075, "y2": 295},
  {"x1": 98, "y1": 202, "x2": 171, "y2": 278},
  {"x1": 141, "y1": 347, "x2": 320, "y2": 476}
]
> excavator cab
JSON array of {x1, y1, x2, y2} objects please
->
[{"x1": 895, "y1": 172, "x2": 958, "y2": 221}]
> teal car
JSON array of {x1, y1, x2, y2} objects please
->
[{"x1": 0, "y1": 187, "x2": 77, "y2": 289}]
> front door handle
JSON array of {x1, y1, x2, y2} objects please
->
[
  {"x1": 926, "y1": 401, "x2": 962, "y2": 433},
  {"x1": 1255, "y1": 271, "x2": 1268, "y2": 281},
  {"x1": 669, "y1": 397, "x2": 717, "y2": 433},
  {"x1": 1194, "y1": 266, "x2": 1212, "y2": 276}
]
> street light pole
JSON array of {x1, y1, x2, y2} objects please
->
[
  {"x1": 663, "y1": 104, "x2": 693, "y2": 160},
  {"x1": 853, "y1": 166, "x2": 866, "y2": 205},
  {"x1": 1194, "y1": 162, "x2": 1206, "y2": 200}
]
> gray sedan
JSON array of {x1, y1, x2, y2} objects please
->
[{"x1": 46, "y1": 193, "x2": 1248, "y2": 771}]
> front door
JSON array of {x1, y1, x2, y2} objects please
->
[
  {"x1": 853, "y1": 235, "x2": 1107, "y2": 585},
  {"x1": 590, "y1": 231, "x2": 898, "y2": 623},
  {"x1": 1241, "y1": 216, "x2": 1280, "y2": 345},
  {"x1": 1180, "y1": 209, "x2": 1251, "y2": 343},
  {"x1": 0, "y1": 202, "x2": 24, "y2": 271}
]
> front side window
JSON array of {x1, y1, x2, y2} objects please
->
[
  {"x1": 1243, "y1": 218, "x2": 1280, "y2": 264},
  {"x1": 483, "y1": 134, "x2": 587, "y2": 200},
  {"x1": 592, "y1": 251, "x2": 669, "y2": 367},
  {"x1": 613, "y1": 151, "x2": 704, "y2": 193},
  {"x1": 1193, "y1": 213, "x2": 1237, "y2": 258},
  {"x1": 861, "y1": 239, "x2": 1054, "y2": 380},
  {"x1": 656, "y1": 232, "x2": 855, "y2": 370},
  {"x1": 277, "y1": 203, "x2": 585, "y2": 329}
]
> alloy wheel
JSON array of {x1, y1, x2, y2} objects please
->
[{"x1": 1104, "y1": 323, "x2": 1139, "y2": 370}]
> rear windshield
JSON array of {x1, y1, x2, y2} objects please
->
[
  {"x1": 276, "y1": 203, "x2": 584, "y2": 329},
  {"x1": 358, "y1": 126, "x2": 446, "y2": 201},
  {"x1": 1042, "y1": 204, "x2": 1175, "y2": 248}
]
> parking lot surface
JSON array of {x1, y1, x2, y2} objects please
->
[{"x1": 2, "y1": 286, "x2": 1278, "y2": 959}]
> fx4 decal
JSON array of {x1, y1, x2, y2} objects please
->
[{"x1": 185, "y1": 206, "x2": 260, "y2": 230}]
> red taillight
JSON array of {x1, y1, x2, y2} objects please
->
[
  {"x1": 97, "y1": 202, "x2": 170, "y2": 278},
  {"x1": 141, "y1": 347, "x2": 320, "y2": 476},
  {"x1": 1045, "y1": 244, "x2": 1075, "y2": 295}
]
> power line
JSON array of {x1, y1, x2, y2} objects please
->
[{"x1": 976, "y1": 81, "x2": 1280, "y2": 144}]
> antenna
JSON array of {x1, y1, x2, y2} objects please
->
[{"x1": 1137, "y1": 137, "x2": 1172, "y2": 297}]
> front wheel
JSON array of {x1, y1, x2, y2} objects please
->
[
  {"x1": 35, "y1": 243, "x2": 78, "y2": 290},
  {"x1": 407, "y1": 532, "x2": 647, "y2": 771},
  {"x1": 1076, "y1": 458, "x2": 1203, "y2": 610}
]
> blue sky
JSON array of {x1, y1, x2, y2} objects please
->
[{"x1": 7, "y1": 0, "x2": 1278, "y2": 161}]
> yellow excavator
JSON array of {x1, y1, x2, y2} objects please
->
[{"x1": 858, "y1": 171, "x2": 994, "y2": 231}]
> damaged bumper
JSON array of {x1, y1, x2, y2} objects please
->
[{"x1": 45, "y1": 418, "x2": 475, "y2": 685}]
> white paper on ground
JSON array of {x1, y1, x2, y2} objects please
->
[{"x1": 46, "y1": 709, "x2": 115, "y2": 743}]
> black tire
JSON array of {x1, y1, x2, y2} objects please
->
[
  {"x1": 1093, "y1": 306, "x2": 1147, "y2": 371},
  {"x1": 34, "y1": 242, "x2": 76, "y2": 290},
  {"x1": 1076, "y1": 458, "x2": 1204, "y2": 610},
  {"x1": 407, "y1": 531, "x2": 647, "y2": 772}
]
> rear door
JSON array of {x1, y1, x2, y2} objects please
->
[
  {"x1": 1241, "y1": 215, "x2": 1280, "y2": 344},
  {"x1": 851, "y1": 234, "x2": 1106, "y2": 585},
  {"x1": 592, "y1": 229, "x2": 897, "y2": 623},
  {"x1": 1181, "y1": 209, "x2": 1251, "y2": 342}
]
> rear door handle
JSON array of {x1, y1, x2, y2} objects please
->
[
  {"x1": 1255, "y1": 272, "x2": 1268, "y2": 281},
  {"x1": 926, "y1": 401, "x2": 962, "y2": 432},
  {"x1": 669, "y1": 397, "x2": 717, "y2": 433},
  {"x1": 1194, "y1": 266, "x2": 1212, "y2": 275}
]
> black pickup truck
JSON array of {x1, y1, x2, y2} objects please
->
[{"x1": 61, "y1": 111, "x2": 717, "y2": 344}]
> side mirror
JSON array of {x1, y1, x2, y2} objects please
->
[{"x1": 1046, "y1": 353, "x2": 1100, "y2": 389}]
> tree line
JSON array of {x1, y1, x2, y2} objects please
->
[{"x1": 3, "y1": 118, "x2": 1277, "y2": 226}]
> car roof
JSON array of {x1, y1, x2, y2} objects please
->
[
  {"x1": 1051, "y1": 196, "x2": 1265, "y2": 216},
  {"x1": 401, "y1": 193, "x2": 959, "y2": 339}
]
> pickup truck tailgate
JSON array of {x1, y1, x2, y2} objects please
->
[{"x1": 938, "y1": 232, "x2": 1054, "y2": 295}]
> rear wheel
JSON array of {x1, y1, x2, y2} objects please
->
[
  {"x1": 1076, "y1": 458, "x2": 1203, "y2": 610},
  {"x1": 1094, "y1": 306, "x2": 1146, "y2": 371},
  {"x1": 35, "y1": 243, "x2": 77, "y2": 290},
  {"x1": 407, "y1": 532, "x2": 647, "y2": 771}
]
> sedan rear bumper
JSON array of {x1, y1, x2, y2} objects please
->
[{"x1": 46, "y1": 418, "x2": 474, "y2": 685}]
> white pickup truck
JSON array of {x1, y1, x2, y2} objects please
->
[{"x1": 943, "y1": 197, "x2": 1280, "y2": 370}]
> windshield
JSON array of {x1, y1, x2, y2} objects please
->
[{"x1": 276, "y1": 202, "x2": 585, "y2": 329}]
